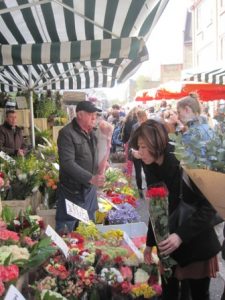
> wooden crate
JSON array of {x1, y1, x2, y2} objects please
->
[
  {"x1": 36, "y1": 207, "x2": 56, "y2": 229},
  {"x1": 52, "y1": 126, "x2": 63, "y2": 143},
  {"x1": 2, "y1": 190, "x2": 42, "y2": 215},
  {"x1": 16, "y1": 109, "x2": 30, "y2": 128},
  {"x1": 34, "y1": 118, "x2": 48, "y2": 131},
  {"x1": 0, "y1": 108, "x2": 5, "y2": 125}
]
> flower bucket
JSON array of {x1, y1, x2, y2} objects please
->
[
  {"x1": 36, "y1": 206, "x2": 56, "y2": 229},
  {"x1": 2, "y1": 190, "x2": 42, "y2": 215}
]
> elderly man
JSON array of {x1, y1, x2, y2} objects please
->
[
  {"x1": 0, "y1": 110, "x2": 26, "y2": 156},
  {"x1": 55, "y1": 101, "x2": 105, "y2": 233}
]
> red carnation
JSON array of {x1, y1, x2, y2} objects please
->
[{"x1": 0, "y1": 280, "x2": 5, "y2": 297}]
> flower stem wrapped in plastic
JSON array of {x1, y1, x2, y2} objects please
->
[{"x1": 146, "y1": 185, "x2": 176, "y2": 279}]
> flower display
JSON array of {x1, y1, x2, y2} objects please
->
[
  {"x1": 146, "y1": 185, "x2": 176, "y2": 278},
  {"x1": 0, "y1": 207, "x2": 56, "y2": 298},
  {"x1": 1, "y1": 154, "x2": 41, "y2": 200},
  {"x1": 107, "y1": 203, "x2": 141, "y2": 224},
  {"x1": 26, "y1": 223, "x2": 162, "y2": 300}
]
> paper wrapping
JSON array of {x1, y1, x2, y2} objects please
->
[
  {"x1": 184, "y1": 168, "x2": 225, "y2": 220},
  {"x1": 96, "y1": 120, "x2": 113, "y2": 175}
]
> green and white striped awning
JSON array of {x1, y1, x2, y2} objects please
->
[{"x1": 0, "y1": 0, "x2": 169, "y2": 91}]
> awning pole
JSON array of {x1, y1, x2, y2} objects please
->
[{"x1": 28, "y1": 65, "x2": 35, "y2": 149}]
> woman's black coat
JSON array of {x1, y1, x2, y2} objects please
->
[{"x1": 144, "y1": 143, "x2": 221, "y2": 267}]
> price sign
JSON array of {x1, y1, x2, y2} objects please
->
[
  {"x1": 0, "y1": 151, "x2": 15, "y2": 164},
  {"x1": 4, "y1": 285, "x2": 26, "y2": 300},
  {"x1": 123, "y1": 232, "x2": 143, "y2": 261},
  {"x1": 65, "y1": 199, "x2": 90, "y2": 224},
  {"x1": 45, "y1": 225, "x2": 69, "y2": 257}
]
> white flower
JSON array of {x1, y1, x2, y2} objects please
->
[
  {"x1": 32, "y1": 186, "x2": 39, "y2": 193},
  {"x1": 151, "y1": 252, "x2": 160, "y2": 265},
  {"x1": 13, "y1": 220, "x2": 21, "y2": 226},
  {"x1": 41, "y1": 290, "x2": 67, "y2": 300},
  {"x1": 134, "y1": 268, "x2": 149, "y2": 284},
  {"x1": 18, "y1": 173, "x2": 27, "y2": 181}
]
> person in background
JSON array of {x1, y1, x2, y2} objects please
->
[
  {"x1": 131, "y1": 119, "x2": 221, "y2": 300},
  {"x1": 121, "y1": 107, "x2": 138, "y2": 177},
  {"x1": 0, "y1": 110, "x2": 26, "y2": 157},
  {"x1": 129, "y1": 109, "x2": 148, "y2": 198},
  {"x1": 107, "y1": 104, "x2": 121, "y2": 125},
  {"x1": 176, "y1": 93, "x2": 214, "y2": 161},
  {"x1": 55, "y1": 101, "x2": 105, "y2": 233},
  {"x1": 163, "y1": 109, "x2": 185, "y2": 134}
]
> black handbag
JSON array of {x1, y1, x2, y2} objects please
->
[{"x1": 169, "y1": 199, "x2": 196, "y2": 233}]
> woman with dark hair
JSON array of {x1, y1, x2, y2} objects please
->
[{"x1": 131, "y1": 119, "x2": 221, "y2": 300}]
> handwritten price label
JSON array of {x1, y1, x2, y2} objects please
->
[
  {"x1": 45, "y1": 225, "x2": 69, "y2": 257},
  {"x1": 123, "y1": 232, "x2": 143, "y2": 261},
  {"x1": 0, "y1": 151, "x2": 15, "y2": 164},
  {"x1": 65, "y1": 199, "x2": 90, "y2": 224},
  {"x1": 4, "y1": 285, "x2": 26, "y2": 300}
]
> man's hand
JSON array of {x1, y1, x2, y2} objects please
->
[
  {"x1": 158, "y1": 233, "x2": 182, "y2": 256},
  {"x1": 90, "y1": 174, "x2": 105, "y2": 187},
  {"x1": 17, "y1": 149, "x2": 25, "y2": 156}
]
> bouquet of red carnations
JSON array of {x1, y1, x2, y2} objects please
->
[{"x1": 146, "y1": 185, "x2": 169, "y2": 242}]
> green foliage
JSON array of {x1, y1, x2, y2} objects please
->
[
  {"x1": 21, "y1": 237, "x2": 56, "y2": 271},
  {"x1": 35, "y1": 98, "x2": 57, "y2": 118},
  {"x1": 170, "y1": 124, "x2": 225, "y2": 173}
]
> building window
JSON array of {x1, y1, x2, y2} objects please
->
[
  {"x1": 196, "y1": 0, "x2": 213, "y2": 31},
  {"x1": 221, "y1": 0, "x2": 225, "y2": 9}
]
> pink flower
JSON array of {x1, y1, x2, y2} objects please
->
[
  {"x1": 0, "y1": 280, "x2": 5, "y2": 296},
  {"x1": 0, "y1": 230, "x2": 19, "y2": 242},
  {"x1": 152, "y1": 283, "x2": 162, "y2": 295},
  {"x1": 121, "y1": 281, "x2": 132, "y2": 294},
  {"x1": 0, "y1": 221, "x2": 7, "y2": 230},
  {"x1": 0, "y1": 177, "x2": 4, "y2": 188},
  {"x1": 0, "y1": 265, "x2": 19, "y2": 282},
  {"x1": 120, "y1": 266, "x2": 132, "y2": 281},
  {"x1": 23, "y1": 236, "x2": 37, "y2": 247}
]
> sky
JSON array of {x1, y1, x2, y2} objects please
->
[{"x1": 102, "y1": 0, "x2": 188, "y2": 100}]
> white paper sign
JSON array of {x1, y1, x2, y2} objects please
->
[
  {"x1": 65, "y1": 199, "x2": 90, "y2": 224},
  {"x1": 0, "y1": 151, "x2": 16, "y2": 164},
  {"x1": 4, "y1": 284, "x2": 26, "y2": 300},
  {"x1": 45, "y1": 225, "x2": 69, "y2": 257},
  {"x1": 52, "y1": 162, "x2": 59, "y2": 170},
  {"x1": 123, "y1": 232, "x2": 143, "y2": 261}
]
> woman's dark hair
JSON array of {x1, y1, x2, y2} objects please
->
[{"x1": 130, "y1": 119, "x2": 169, "y2": 160}]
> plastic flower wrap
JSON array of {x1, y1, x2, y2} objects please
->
[
  {"x1": 107, "y1": 203, "x2": 141, "y2": 224},
  {"x1": 146, "y1": 185, "x2": 176, "y2": 278},
  {"x1": 96, "y1": 120, "x2": 113, "y2": 175}
]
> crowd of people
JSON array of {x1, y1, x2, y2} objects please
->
[{"x1": 0, "y1": 95, "x2": 224, "y2": 300}]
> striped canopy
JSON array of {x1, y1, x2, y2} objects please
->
[
  {"x1": 182, "y1": 67, "x2": 225, "y2": 85},
  {"x1": 0, "y1": 0, "x2": 169, "y2": 91}
]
